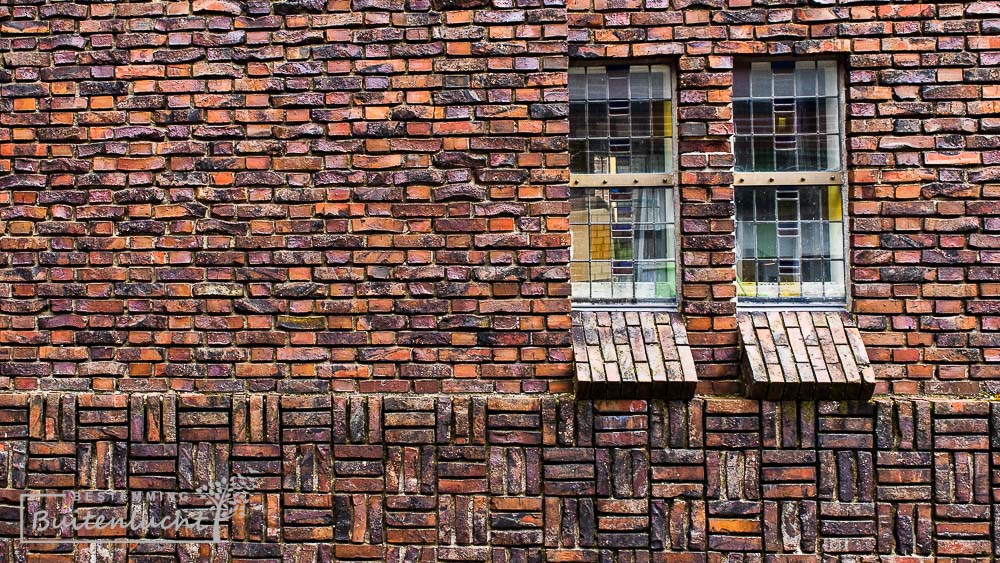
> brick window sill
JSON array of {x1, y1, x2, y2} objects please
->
[
  {"x1": 738, "y1": 311, "x2": 875, "y2": 401},
  {"x1": 571, "y1": 310, "x2": 697, "y2": 399}
]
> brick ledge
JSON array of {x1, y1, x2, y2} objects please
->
[
  {"x1": 738, "y1": 311, "x2": 876, "y2": 401},
  {"x1": 571, "y1": 310, "x2": 697, "y2": 399}
]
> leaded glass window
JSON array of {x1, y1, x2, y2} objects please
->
[
  {"x1": 733, "y1": 60, "x2": 840, "y2": 172},
  {"x1": 734, "y1": 60, "x2": 846, "y2": 304},
  {"x1": 569, "y1": 64, "x2": 676, "y2": 303},
  {"x1": 736, "y1": 185, "x2": 845, "y2": 301},
  {"x1": 569, "y1": 65, "x2": 673, "y2": 175},
  {"x1": 570, "y1": 187, "x2": 676, "y2": 301}
]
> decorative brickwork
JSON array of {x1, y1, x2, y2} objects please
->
[
  {"x1": 1, "y1": 0, "x2": 1000, "y2": 559},
  {"x1": 0, "y1": 395, "x2": 997, "y2": 559}
]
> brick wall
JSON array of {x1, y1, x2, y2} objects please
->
[
  {"x1": 0, "y1": 394, "x2": 999, "y2": 559},
  {"x1": 0, "y1": 0, "x2": 573, "y2": 395},
  {"x1": 1, "y1": 0, "x2": 999, "y2": 559}
]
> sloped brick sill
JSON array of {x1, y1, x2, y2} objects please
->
[
  {"x1": 571, "y1": 311, "x2": 697, "y2": 399},
  {"x1": 738, "y1": 311, "x2": 876, "y2": 400}
]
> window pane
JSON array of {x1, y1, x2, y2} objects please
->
[
  {"x1": 650, "y1": 138, "x2": 666, "y2": 174},
  {"x1": 570, "y1": 221, "x2": 591, "y2": 261},
  {"x1": 753, "y1": 136, "x2": 774, "y2": 171},
  {"x1": 824, "y1": 134, "x2": 841, "y2": 169},
  {"x1": 588, "y1": 102, "x2": 608, "y2": 137},
  {"x1": 654, "y1": 100, "x2": 670, "y2": 137},
  {"x1": 733, "y1": 60, "x2": 842, "y2": 172},
  {"x1": 609, "y1": 101, "x2": 630, "y2": 138},
  {"x1": 587, "y1": 71, "x2": 607, "y2": 100},
  {"x1": 736, "y1": 185, "x2": 845, "y2": 303},
  {"x1": 818, "y1": 60, "x2": 838, "y2": 96},
  {"x1": 735, "y1": 136, "x2": 752, "y2": 171},
  {"x1": 798, "y1": 135, "x2": 819, "y2": 171},
  {"x1": 796, "y1": 98, "x2": 818, "y2": 134},
  {"x1": 650, "y1": 65, "x2": 670, "y2": 98},
  {"x1": 608, "y1": 66, "x2": 628, "y2": 99},
  {"x1": 752, "y1": 100, "x2": 773, "y2": 135},
  {"x1": 569, "y1": 102, "x2": 587, "y2": 138},
  {"x1": 631, "y1": 101, "x2": 651, "y2": 136},
  {"x1": 756, "y1": 223, "x2": 777, "y2": 258},
  {"x1": 801, "y1": 223, "x2": 827, "y2": 258},
  {"x1": 795, "y1": 61, "x2": 816, "y2": 96},
  {"x1": 570, "y1": 187, "x2": 676, "y2": 302},
  {"x1": 754, "y1": 186, "x2": 776, "y2": 220},
  {"x1": 589, "y1": 139, "x2": 609, "y2": 174},
  {"x1": 773, "y1": 65, "x2": 794, "y2": 97},
  {"x1": 738, "y1": 225, "x2": 757, "y2": 258},
  {"x1": 568, "y1": 65, "x2": 673, "y2": 175},
  {"x1": 569, "y1": 68, "x2": 587, "y2": 99},
  {"x1": 751, "y1": 63, "x2": 772, "y2": 97},
  {"x1": 736, "y1": 187, "x2": 754, "y2": 221},
  {"x1": 569, "y1": 140, "x2": 588, "y2": 173},
  {"x1": 800, "y1": 186, "x2": 822, "y2": 220},
  {"x1": 734, "y1": 100, "x2": 752, "y2": 134},
  {"x1": 630, "y1": 67, "x2": 650, "y2": 99}
]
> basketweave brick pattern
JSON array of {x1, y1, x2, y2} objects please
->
[
  {"x1": 0, "y1": 395, "x2": 1000, "y2": 559},
  {"x1": 571, "y1": 310, "x2": 697, "y2": 399},
  {"x1": 738, "y1": 311, "x2": 876, "y2": 401}
]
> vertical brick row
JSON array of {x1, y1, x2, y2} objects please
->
[
  {"x1": 874, "y1": 400, "x2": 932, "y2": 557},
  {"x1": 761, "y1": 401, "x2": 818, "y2": 556}
]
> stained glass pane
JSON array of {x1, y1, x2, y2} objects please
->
[{"x1": 570, "y1": 187, "x2": 676, "y2": 302}]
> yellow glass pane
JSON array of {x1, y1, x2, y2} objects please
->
[
  {"x1": 779, "y1": 282, "x2": 801, "y2": 298},
  {"x1": 827, "y1": 185, "x2": 842, "y2": 221}
]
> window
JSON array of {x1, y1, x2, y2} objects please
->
[
  {"x1": 569, "y1": 65, "x2": 677, "y2": 302},
  {"x1": 733, "y1": 61, "x2": 846, "y2": 304}
]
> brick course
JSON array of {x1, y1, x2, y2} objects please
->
[{"x1": 1, "y1": 0, "x2": 999, "y2": 558}]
